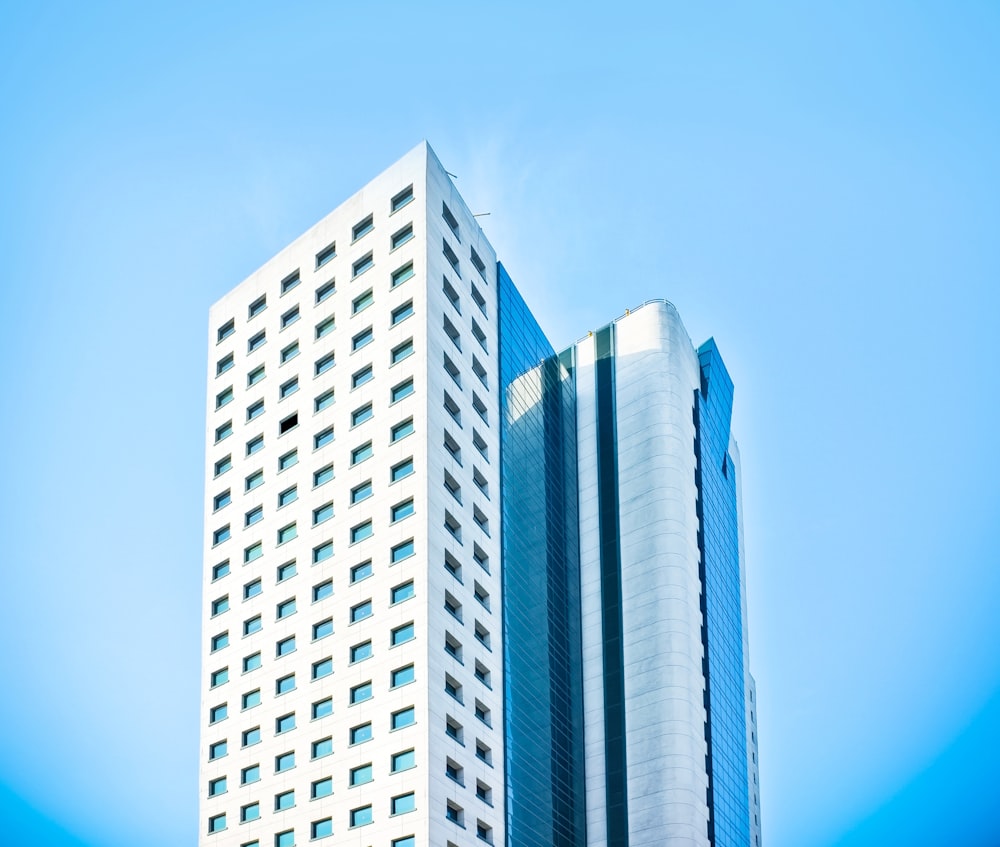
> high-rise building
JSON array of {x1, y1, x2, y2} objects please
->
[{"x1": 199, "y1": 141, "x2": 761, "y2": 847}]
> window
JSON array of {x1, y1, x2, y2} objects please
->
[
  {"x1": 471, "y1": 246, "x2": 487, "y2": 278},
  {"x1": 208, "y1": 739, "x2": 227, "y2": 760},
  {"x1": 216, "y1": 386, "x2": 233, "y2": 408},
  {"x1": 275, "y1": 831, "x2": 294, "y2": 847},
  {"x1": 314, "y1": 427, "x2": 334, "y2": 448},
  {"x1": 249, "y1": 295, "x2": 267, "y2": 318},
  {"x1": 476, "y1": 740, "x2": 492, "y2": 765},
  {"x1": 351, "y1": 442, "x2": 373, "y2": 465},
  {"x1": 443, "y1": 315, "x2": 461, "y2": 350},
  {"x1": 473, "y1": 467, "x2": 489, "y2": 497},
  {"x1": 212, "y1": 560, "x2": 230, "y2": 580},
  {"x1": 393, "y1": 838, "x2": 416, "y2": 847},
  {"x1": 211, "y1": 596, "x2": 229, "y2": 616},
  {"x1": 473, "y1": 429, "x2": 488, "y2": 459},
  {"x1": 445, "y1": 715, "x2": 463, "y2": 742},
  {"x1": 215, "y1": 420, "x2": 232, "y2": 443},
  {"x1": 391, "y1": 338, "x2": 413, "y2": 364},
  {"x1": 315, "y1": 352, "x2": 336, "y2": 376},
  {"x1": 242, "y1": 726, "x2": 261, "y2": 746},
  {"x1": 312, "y1": 697, "x2": 333, "y2": 719},
  {"x1": 316, "y1": 241, "x2": 336, "y2": 268},
  {"x1": 313, "y1": 502, "x2": 334, "y2": 525},
  {"x1": 472, "y1": 356, "x2": 488, "y2": 387},
  {"x1": 444, "y1": 470, "x2": 461, "y2": 503},
  {"x1": 444, "y1": 674, "x2": 462, "y2": 703},
  {"x1": 280, "y1": 341, "x2": 299, "y2": 363},
  {"x1": 391, "y1": 379, "x2": 414, "y2": 403},
  {"x1": 391, "y1": 261, "x2": 414, "y2": 287},
  {"x1": 350, "y1": 722, "x2": 372, "y2": 744},
  {"x1": 350, "y1": 681, "x2": 372, "y2": 704},
  {"x1": 392, "y1": 793, "x2": 416, "y2": 815},
  {"x1": 350, "y1": 521, "x2": 373, "y2": 544},
  {"x1": 391, "y1": 223, "x2": 414, "y2": 250},
  {"x1": 275, "y1": 751, "x2": 295, "y2": 773},
  {"x1": 242, "y1": 689, "x2": 261, "y2": 709},
  {"x1": 473, "y1": 581, "x2": 490, "y2": 610},
  {"x1": 352, "y1": 288, "x2": 374, "y2": 314},
  {"x1": 444, "y1": 632, "x2": 462, "y2": 661},
  {"x1": 444, "y1": 354, "x2": 461, "y2": 387},
  {"x1": 248, "y1": 330, "x2": 266, "y2": 353},
  {"x1": 316, "y1": 278, "x2": 336, "y2": 303},
  {"x1": 275, "y1": 790, "x2": 295, "y2": 811},
  {"x1": 475, "y1": 620, "x2": 491, "y2": 649},
  {"x1": 477, "y1": 821, "x2": 494, "y2": 843},
  {"x1": 246, "y1": 434, "x2": 264, "y2": 456},
  {"x1": 353, "y1": 214, "x2": 374, "y2": 241},
  {"x1": 352, "y1": 403, "x2": 373, "y2": 426},
  {"x1": 276, "y1": 598, "x2": 297, "y2": 619},
  {"x1": 472, "y1": 319, "x2": 488, "y2": 350},
  {"x1": 351, "y1": 479, "x2": 372, "y2": 505},
  {"x1": 217, "y1": 353, "x2": 234, "y2": 376},
  {"x1": 446, "y1": 802, "x2": 464, "y2": 826},
  {"x1": 244, "y1": 578, "x2": 263, "y2": 599},
  {"x1": 247, "y1": 398, "x2": 265, "y2": 421},
  {"x1": 475, "y1": 699, "x2": 491, "y2": 726},
  {"x1": 311, "y1": 819, "x2": 333, "y2": 840},
  {"x1": 391, "y1": 580, "x2": 414, "y2": 604},
  {"x1": 315, "y1": 314, "x2": 335, "y2": 339},
  {"x1": 314, "y1": 464, "x2": 334, "y2": 486},
  {"x1": 241, "y1": 764, "x2": 260, "y2": 784},
  {"x1": 391, "y1": 184, "x2": 414, "y2": 212},
  {"x1": 391, "y1": 539, "x2": 415, "y2": 563},
  {"x1": 351, "y1": 560, "x2": 373, "y2": 583},
  {"x1": 443, "y1": 276, "x2": 461, "y2": 312},
  {"x1": 350, "y1": 639, "x2": 372, "y2": 663},
  {"x1": 312, "y1": 657, "x2": 333, "y2": 679},
  {"x1": 391, "y1": 499, "x2": 414, "y2": 522},
  {"x1": 278, "y1": 486, "x2": 297, "y2": 508},
  {"x1": 279, "y1": 449, "x2": 298, "y2": 470},
  {"x1": 446, "y1": 758, "x2": 464, "y2": 784},
  {"x1": 281, "y1": 270, "x2": 300, "y2": 294},
  {"x1": 444, "y1": 591, "x2": 462, "y2": 621},
  {"x1": 313, "y1": 540, "x2": 333, "y2": 563},
  {"x1": 276, "y1": 713, "x2": 296, "y2": 734},
  {"x1": 473, "y1": 505, "x2": 490, "y2": 534},
  {"x1": 312, "y1": 777, "x2": 333, "y2": 799},
  {"x1": 444, "y1": 511, "x2": 462, "y2": 542},
  {"x1": 442, "y1": 202, "x2": 460, "y2": 239},
  {"x1": 212, "y1": 525, "x2": 231, "y2": 545},
  {"x1": 352, "y1": 252, "x2": 373, "y2": 277},
  {"x1": 243, "y1": 652, "x2": 261, "y2": 672},
  {"x1": 244, "y1": 506, "x2": 262, "y2": 527},
  {"x1": 350, "y1": 805, "x2": 373, "y2": 828},
  {"x1": 444, "y1": 391, "x2": 461, "y2": 425},
  {"x1": 349, "y1": 763, "x2": 373, "y2": 786},
  {"x1": 217, "y1": 319, "x2": 235, "y2": 343},
  {"x1": 391, "y1": 300, "x2": 414, "y2": 326},
  {"x1": 443, "y1": 239, "x2": 460, "y2": 275},
  {"x1": 391, "y1": 622, "x2": 415, "y2": 646},
  {"x1": 391, "y1": 706, "x2": 415, "y2": 729},
  {"x1": 315, "y1": 388, "x2": 335, "y2": 412},
  {"x1": 243, "y1": 615, "x2": 261, "y2": 635},
  {"x1": 207, "y1": 812, "x2": 226, "y2": 833},
  {"x1": 472, "y1": 392, "x2": 488, "y2": 423},
  {"x1": 475, "y1": 661, "x2": 491, "y2": 687},
  {"x1": 245, "y1": 470, "x2": 264, "y2": 492},
  {"x1": 313, "y1": 618, "x2": 333, "y2": 640},
  {"x1": 214, "y1": 455, "x2": 232, "y2": 477},
  {"x1": 313, "y1": 580, "x2": 333, "y2": 602},
  {"x1": 211, "y1": 631, "x2": 229, "y2": 652},
  {"x1": 210, "y1": 667, "x2": 228, "y2": 688},
  {"x1": 390, "y1": 664, "x2": 415, "y2": 688},
  {"x1": 391, "y1": 749, "x2": 415, "y2": 772},
  {"x1": 352, "y1": 326, "x2": 374, "y2": 351},
  {"x1": 390, "y1": 457, "x2": 413, "y2": 481},
  {"x1": 472, "y1": 282, "x2": 487, "y2": 314},
  {"x1": 391, "y1": 418, "x2": 414, "y2": 442},
  {"x1": 277, "y1": 523, "x2": 297, "y2": 544},
  {"x1": 350, "y1": 599, "x2": 372, "y2": 623},
  {"x1": 473, "y1": 543, "x2": 490, "y2": 572},
  {"x1": 276, "y1": 673, "x2": 296, "y2": 695},
  {"x1": 351, "y1": 365, "x2": 373, "y2": 389}
]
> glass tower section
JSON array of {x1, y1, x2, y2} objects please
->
[{"x1": 497, "y1": 264, "x2": 587, "y2": 847}]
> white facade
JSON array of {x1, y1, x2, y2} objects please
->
[{"x1": 199, "y1": 142, "x2": 505, "y2": 847}]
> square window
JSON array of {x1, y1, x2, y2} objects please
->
[
  {"x1": 391, "y1": 339, "x2": 413, "y2": 364},
  {"x1": 243, "y1": 615, "x2": 261, "y2": 635},
  {"x1": 280, "y1": 377, "x2": 299, "y2": 399},
  {"x1": 216, "y1": 386, "x2": 234, "y2": 408},
  {"x1": 276, "y1": 485, "x2": 297, "y2": 508},
  {"x1": 353, "y1": 214, "x2": 374, "y2": 241},
  {"x1": 313, "y1": 541, "x2": 333, "y2": 564},
  {"x1": 275, "y1": 830, "x2": 294, "y2": 847},
  {"x1": 312, "y1": 736, "x2": 333, "y2": 758},
  {"x1": 276, "y1": 597, "x2": 297, "y2": 619},
  {"x1": 392, "y1": 793, "x2": 416, "y2": 815},
  {"x1": 351, "y1": 442, "x2": 373, "y2": 465},
  {"x1": 276, "y1": 673, "x2": 296, "y2": 695},
  {"x1": 391, "y1": 261, "x2": 414, "y2": 288},
  {"x1": 350, "y1": 521, "x2": 373, "y2": 544},
  {"x1": 390, "y1": 749, "x2": 415, "y2": 773},
  {"x1": 350, "y1": 560, "x2": 373, "y2": 583},
  {"x1": 391, "y1": 418, "x2": 414, "y2": 442},
  {"x1": 314, "y1": 427, "x2": 334, "y2": 449},
  {"x1": 275, "y1": 790, "x2": 295, "y2": 811},
  {"x1": 276, "y1": 635, "x2": 296, "y2": 657},
  {"x1": 391, "y1": 580, "x2": 414, "y2": 604},
  {"x1": 349, "y1": 763, "x2": 373, "y2": 786},
  {"x1": 312, "y1": 777, "x2": 333, "y2": 799},
  {"x1": 313, "y1": 502, "x2": 334, "y2": 525},
  {"x1": 215, "y1": 420, "x2": 233, "y2": 443},
  {"x1": 352, "y1": 288, "x2": 374, "y2": 314},
  {"x1": 214, "y1": 455, "x2": 232, "y2": 477},
  {"x1": 391, "y1": 458, "x2": 414, "y2": 482},
  {"x1": 242, "y1": 689, "x2": 261, "y2": 709},
  {"x1": 352, "y1": 327, "x2": 374, "y2": 351},
  {"x1": 245, "y1": 506, "x2": 262, "y2": 527},
  {"x1": 212, "y1": 560, "x2": 230, "y2": 581},
  {"x1": 349, "y1": 681, "x2": 372, "y2": 704},
  {"x1": 312, "y1": 657, "x2": 333, "y2": 679},
  {"x1": 209, "y1": 740, "x2": 227, "y2": 760},
  {"x1": 391, "y1": 706, "x2": 415, "y2": 729},
  {"x1": 313, "y1": 618, "x2": 333, "y2": 640},
  {"x1": 471, "y1": 246, "x2": 487, "y2": 277},
  {"x1": 350, "y1": 640, "x2": 372, "y2": 663},
  {"x1": 311, "y1": 818, "x2": 333, "y2": 840},
  {"x1": 391, "y1": 622, "x2": 415, "y2": 646},
  {"x1": 207, "y1": 812, "x2": 226, "y2": 833},
  {"x1": 351, "y1": 365, "x2": 373, "y2": 389},
  {"x1": 217, "y1": 353, "x2": 234, "y2": 376},
  {"x1": 391, "y1": 499, "x2": 414, "y2": 522},
  {"x1": 391, "y1": 185, "x2": 413, "y2": 212},
  {"x1": 276, "y1": 560, "x2": 297, "y2": 582},
  {"x1": 350, "y1": 722, "x2": 372, "y2": 744},
  {"x1": 350, "y1": 805, "x2": 373, "y2": 828},
  {"x1": 244, "y1": 578, "x2": 262, "y2": 599},
  {"x1": 243, "y1": 652, "x2": 261, "y2": 672},
  {"x1": 248, "y1": 330, "x2": 266, "y2": 353},
  {"x1": 244, "y1": 543, "x2": 263, "y2": 564},
  {"x1": 316, "y1": 279, "x2": 336, "y2": 303},
  {"x1": 351, "y1": 403, "x2": 373, "y2": 427},
  {"x1": 352, "y1": 252, "x2": 373, "y2": 277},
  {"x1": 393, "y1": 838, "x2": 416, "y2": 847},
  {"x1": 279, "y1": 449, "x2": 298, "y2": 470},
  {"x1": 314, "y1": 388, "x2": 335, "y2": 412},
  {"x1": 276, "y1": 713, "x2": 296, "y2": 734},
  {"x1": 350, "y1": 599, "x2": 372, "y2": 623},
  {"x1": 391, "y1": 223, "x2": 413, "y2": 250},
  {"x1": 312, "y1": 697, "x2": 333, "y2": 719},
  {"x1": 316, "y1": 241, "x2": 336, "y2": 269},
  {"x1": 211, "y1": 596, "x2": 229, "y2": 616},
  {"x1": 281, "y1": 306, "x2": 299, "y2": 328},
  {"x1": 443, "y1": 239, "x2": 460, "y2": 275},
  {"x1": 241, "y1": 763, "x2": 260, "y2": 784},
  {"x1": 391, "y1": 379, "x2": 414, "y2": 403},
  {"x1": 217, "y1": 319, "x2": 235, "y2": 343},
  {"x1": 249, "y1": 295, "x2": 267, "y2": 318},
  {"x1": 242, "y1": 726, "x2": 261, "y2": 746},
  {"x1": 281, "y1": 341, "x2": 299, "y2": 363},
  {"x1": 210, "y1": 667, "x2": 228, "y2": 687},
  {"x1": 246, "y1": 434, "x2": 264, "y2": 456},
  {"x1": 391, "y1": 300, "x2": 414, "y2": 326},
  {"x1": 281, "y1": 270, "x2": 300, "y2": 294},
  {"x1": 212, "y1": 525, "x2": 230, "y2": 545},
  {"x1": 314, "y1": 464, "x2": 334, "y2": 486},
  {"x1": 390, "y1": 664, "x2": 415, "y2": 688},
  {"x1": 245, "y1": 470, "x2": 264, "y2": 492},
  {"x1": 315, "y1": 352, "x2": 336, "y2": 376},
  {"x1": 315, "y1": 315, "x2": 335, "y2": 339},
  {"x1": 350, "y1": 480, "x2": 373, "y2": 504},
  {"x1": 390, "y1": 539, "x2": 415, "y2": 563},
  {"x1": 210, "y1": 631, "x2": 229, "y2": 652},
  {"x1": 247, "y1": 399, "x2": 265, "y2": 420},
  {"x1": 442, "y1": 202, "x2": 460, "y2": 238}
]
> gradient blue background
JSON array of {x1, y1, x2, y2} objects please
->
[{"x1": 1, "y1": 2, "x2": 998, "y2": 846}]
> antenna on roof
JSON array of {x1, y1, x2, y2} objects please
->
[
  {"x1": 473, "y1": 212, "x2": 491, "y2": 217},
  {"x1": 446, "y1": 171, "x2": 458, "y2": 178}
]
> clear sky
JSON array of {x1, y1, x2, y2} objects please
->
[{"x1": 1, "y1": 2, "x2": 998, "y2": 846}]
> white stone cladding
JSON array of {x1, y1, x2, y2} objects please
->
[{"x1": 199, "y1": 142, "x2": 504, "y2": 847}]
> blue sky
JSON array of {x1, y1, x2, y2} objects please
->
[{"x1": 1, "y1": 2, "x2": 998, "y2": 846}]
